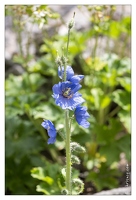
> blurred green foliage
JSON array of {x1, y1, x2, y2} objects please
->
[{"x1": 5, "y1": 5, "x2": 131, "y2": 194}]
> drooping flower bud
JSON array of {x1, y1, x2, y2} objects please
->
[
  {"x1": 70, "y1": 142, "x2": 86, "y2": 153},
  {"x1": 72, "y1": 178, "x2": 84, "y2": 194},
  {"x1": 71, "y1": 155, "x2": 80, "y2": 165},
  {"x1": 61, "y1": 189, "x2": 68, "y2": 195}
]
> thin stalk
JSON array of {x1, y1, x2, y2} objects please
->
[
  {"x1": 66, "y1": 29, "x2": 70, "y2": 58},
  {"x1": 64, "y1": 25, "x2": 72, "y2": 194},
  {"x1": 64, "y1": 28, "x2": 70, "y2": 81},
  {"x1": 65, "y1": 109, "x2": 72, "y2": 194}
]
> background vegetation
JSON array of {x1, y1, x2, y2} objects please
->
[{"x1": 5, "y1": 5, "x2": 131, "y2": 195}]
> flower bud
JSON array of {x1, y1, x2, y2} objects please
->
[
  {"x1": 55, "y1": 55, "x2": 62, "y2": 66},
  {"x1": 68, "y1": 19, "x2": 74, "y2": 29},
  {"x1": 72, "y1": 178, "x2": 84, "y2": 194},
  {"x1": 61, "y1": 189, "x2": 68, "y2": 195},
  {"x1": 71, "y1": 155, "x2": 80, "y2": 165},
  {"x1": 70, "y1": 142, "x2": 86, "y2": 153},
  {"x1": 61, "y1": 55, "x2": 68, "y2": 66},
  {"x1": 68, "y1": 12, "x2": 75, "y2": 29}
]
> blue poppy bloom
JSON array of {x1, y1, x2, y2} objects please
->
[
  {"x1": 52, "y1": 81, "x2": 85, "y2": 110},
  {"x1": 74, "y1": 105, "x2": 90, "y2": 128},
  {"x1": 58, "y1": 66, "x2": 84, "y2": 84},
  {"x1": 41, "y1": 120, "x2": 57, "y2": 144}
]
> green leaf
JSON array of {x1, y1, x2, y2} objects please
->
[
  {"x1": 109, "y1": 21, "x2": 121, "y2": 38},
  {"x1": 120, "y1": 16, "x2": 131, "y2": 35},
  {"x1": 117, "y1": 77, "x2": 131, "y2": 92},
  {"x1": 5, "y1": 72, "x2": 46, "y2": 95},
  {"x1": 86, "y1": 163, "x2": 121, "y2": 191},
  {"x1": 36, "y1": 183, "x2": 50, "y2": 195},
  {"x1": 61, "y1": 168, "x2": 66, "y2": 179},
  {"x1": 94, "y1": 118, "x2": 122, "y2": 145},
  {"x1": 117, "y1": 134, "x2": 131, "y2": 161},
  {"x1": 118, "y1": 110, "x2": 131, "y2": 133},
  {"x1": 100, "y1": 95, "x2": 111, "y2": 109},
  {"x1": 112, "y1": 90, "x2": 131, "y2": 111},
  {"x1": 32, "y1": 102, "x2": 62, "y2": 121},
  {"x1": 99, "y1": 143, "x2": 121, "y2": 165},
  {"x1": 31, "y1": 167, "x2": 54, "y2": 184},
  {"x1": 90, "y1": 88, "x2": 103, "y2": 109},
  {"x1": 99, "y1": 134, "x2": 131, "y2": 165}
]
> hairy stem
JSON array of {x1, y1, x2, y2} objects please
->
[
  {"x1": 63, "y1": 25, "x2": 72, "y2": 194},
  {"x1": 64, "y1": 28, "x2": 70, "y2": 81},
  {"x1": 66, "y1": 29, "x2": 70, "y2": 58},
  {"x1": 65, "y1": 109, "x2": 72, "y2": 194}
]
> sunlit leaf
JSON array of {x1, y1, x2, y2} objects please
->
[
  {"x1": 118, "y1": 110, "x2": 131, "y2": 133},
  {"x1": 36, "y1": 183, "x2": 50, "y2": 195},
  {"x1": 112, "y1": 90, "x2": 131, "y2": 111}
]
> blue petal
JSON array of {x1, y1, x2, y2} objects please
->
[
  {"x1": 41, "y1": 121, "x2": 48, "y2": 129},
  {"x1": 58, "y1": 66, "x2": 64, "y2": 79},
  {"x1": 72, "y1": 93, "x2": 85, "y2": 105},
  {"x1": 58, "y1": 66, "x2": 74, "y2": 80},
  {"x1": 48, "y1": 129, "x2": 57, "y2": 138},
  {"x1": 55, "y1": 95, "x2": 73, "y2": 110},
  {"x1": 70, "y1": 83, "x2": 82, "y2": 93},
  {"x1": 75, "y1": 115, "x2": 90, "y2": 128},
  {"x1": 41, "y1": 120, "x2": 57, "y2": 144},
  {"x1": 66, "y1": 98, "x2": 78, "y2": 110},
  {"x1": 52, "y1": 82, "x2": 62, "y2": 94},
  {"x1": 52, "y1": 93, "x2": 59, "y2": 99},
  {"x1": 60, "y1": 81, "x2": 70, "y2": 91},
  {"x1": 52, "y1": 82, "x2": 85, "y2": 110},
  {"x1": 47, "y1": 137, "x2": 56, "y2": 144},
  {"x1": 75, "y1": 106, "x2": 90, "y2": 118},
  {"x1": 79, "y1": 120, "x2": 90, "y2": 128},
  {"x1": 70, "y1": 75, "x2": 84, "y2": 83},
  {"x1": 66, "y1": 66, "x2": 74, "y2": 80},
  {"x1": 55, "y1": 95, "x2": 67, "y2": 109},
  {"x1": 74, "y1": 106, "x2": 90, "y2": 128}
]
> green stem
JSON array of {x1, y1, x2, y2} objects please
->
[
  {"x1": 64, "y1": 28, "x2": 70, "y2": 81},
  {"x1": 64, "y1": 23, "x2": 72, "y2": 195},
  {"x1": 66, "y1": 29, "x2": 70, "y2": 58},
  {"x1": 65, "y1": 109, "x2": 72, "y2": 194}
]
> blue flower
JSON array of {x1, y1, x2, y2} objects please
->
[
  {"x1": 52, "y1": 81, "x2": 85, "y2": 110},
  {"x1": 74, "y1": 105, "x2": 90, "y2": 128},
  {"x1": 41, "y1": 120, "x2": 57, "y2": 144},
  {"x1": 58, "y1": 66, "x2": 84, "y2": 84}
]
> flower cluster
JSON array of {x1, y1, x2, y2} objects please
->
[{"x1": 41, "y1": 66, "x2": 90, "y2": 144}]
